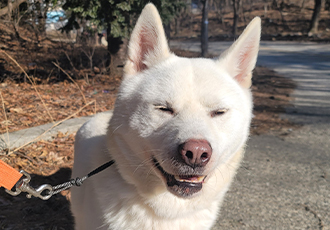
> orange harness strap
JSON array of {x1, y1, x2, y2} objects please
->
[{"x1": 0, "y1": 159, "x2": 22, "y2": 190}]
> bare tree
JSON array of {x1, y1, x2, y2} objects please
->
[
  {"x1": 308, "y1": 0, "x2": 323, "y2": 36},
  {"x1": 232, "y1": 0, "x2": 241, "y2": 37},
  {"x1": 0, "y1": 0, "x2": 27, "y2": 17},
  {"x1": 201, "y1": 0, "x2": 209, "y2": 57},
  {"x1": 213, "y1": 0, "x2": 226, "y2": 25},
  {"x1": 300, "y1": 0, "x2": 307, "y2": 12},
  {"x1": 7, "y1": 0, "x2": 12, "y2": 19}
]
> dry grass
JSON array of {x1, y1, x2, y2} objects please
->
[
  {"x1": 1, "y1": 50, "x2": 54, "y2": 123},
  {"x1": 0, "y1": 51, "x2": 102, "y2": 154}
]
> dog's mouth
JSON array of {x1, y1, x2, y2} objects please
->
[{"x1": 152, "y1": 158, "x2": 206, "y2": 198}]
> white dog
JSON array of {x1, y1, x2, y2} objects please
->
[{"x1": 71, "y1": 3, "x2": 261, "y2": 230}]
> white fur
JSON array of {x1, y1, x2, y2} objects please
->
[{"x1": 71, "y1": 3, "x2": 261, "y2": 230}]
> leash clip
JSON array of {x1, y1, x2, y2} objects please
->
[{"x1": 5, "y1": 170, "x2": 53, "y2": 200}]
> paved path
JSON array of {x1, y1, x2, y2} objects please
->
[
  {"x1": 0, "y1": 111, "x2": 112, "y2": 151},
  {"x1": 171, "y1": 41, "x2": 330, "y2": 123},
  {"x1": 1, "y1": 41, "x2": 329, "y2": 229},
  {"x1": 170, "y1": 41, "x2": 330, "y2": 229}
]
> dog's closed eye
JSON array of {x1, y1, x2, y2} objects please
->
[
  {"x1": 210, "y1": 109, "x2": 228, "y2": 117},
  {"x1": 155, "y1": 104, "x2": 174, "y2": 115}
]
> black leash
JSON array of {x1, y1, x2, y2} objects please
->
[
  {"x1": 51, "y1": 160, "x2": 115, "y2": 195},
  {"x1": 5, "y1": 160, "x2": 115, "y2": 200}
]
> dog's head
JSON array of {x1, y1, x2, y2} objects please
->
[{"x1": 108, "y1": 4, "x2": 260, "y2": 200}]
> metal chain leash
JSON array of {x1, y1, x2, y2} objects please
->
[{"x1": 5, "y1": 160, "x2": 115, "y2": 200}]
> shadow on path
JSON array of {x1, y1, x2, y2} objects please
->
[{"x1": 0, "y1": 168, "x2": 74, "y2": 230}]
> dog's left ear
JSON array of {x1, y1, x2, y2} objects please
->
[
  {"x1": 218, "y1": 17, "x2": 261, "y2": 88},
  {"x1": 124, "y1": 3, "x2": 171, "y2": 75}
]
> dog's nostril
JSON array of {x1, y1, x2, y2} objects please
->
[
  {"x1": 186, "y1": 151, "x2": 194, "y2": 159},
  {"x1": 201, "y1": 152, "x2": 208, "y2": 161}
]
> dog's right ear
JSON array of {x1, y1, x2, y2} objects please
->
[
  {"x1": 124, "y1": 3, "x2": 171, "y2": 75},
  {"x1": 218, "y1": 17, "x2": 261, "y2": 88}
]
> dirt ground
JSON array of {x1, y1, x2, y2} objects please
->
[{"x1": 0, "y1": 2, "x2": 311, "y2": 228}]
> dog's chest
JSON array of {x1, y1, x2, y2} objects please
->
[{"x1": 102, "y1": 200, "x2": 217, "y2": 230}]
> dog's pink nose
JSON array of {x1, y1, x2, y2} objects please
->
[{"x1": 179, "y1": 139, "x2": 212, "y2": 168}]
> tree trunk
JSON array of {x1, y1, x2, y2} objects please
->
[
  {"x1": 7, "y1": 0, "x2": 12, "y2": 19},
  {"x1": 106, "y1": 26, "x2": 123, "y2": 68},
  {"x1": 232, "y1": 0, "x2": 241, "y2": 37},
  {"x1": 164, "y1": 23, "x2": 171, "y2": 43},
  {"x1": 0, "y1": 0, "x2": 27, "y2": 17},
  {"x1": 201, "y1": 0, "x2": 209, "y2": 57},
  {"x1": 300, "y1": 0, "x2": 306, "y2": 12},
  {"x1": 175, "y1": 19, "x2": 179, "y2": 35},
  {"x1": 308, "y1": 0, "x2": 322, "y2": 36}
]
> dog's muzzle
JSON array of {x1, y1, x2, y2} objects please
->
[{"x1": 153, "y1": 139, "x2": 212, "y2": 198}]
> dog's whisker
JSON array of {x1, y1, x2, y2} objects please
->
[
  {"x1": 215, "y1": 166, "x2": 225, "y2": 182},
  {"x1": 110, "y1": 124, "x2": 123, "y2": 136},
  {"x1": 146, "y1": 158, "x2": 169, "y2": 179},
  {"x1": 133, "y1": 157, "x2": 155, "y2": 175}
]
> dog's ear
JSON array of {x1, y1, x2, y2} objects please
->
[
  {"x1": 124, "y1": 3, "x2": 170, "y2": 75},
  {"x1": 218, "y1": 17, "x2": 261, "y2": 88}
]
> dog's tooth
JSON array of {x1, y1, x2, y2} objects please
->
[
  {"x1": 196, "y1": 176, "x2": 206, "y2": 182},
  {"x1": 174, "y1": 175, "x2": 185, "y2": 182},
  {"x1": 174, "y1": 175, "x2": 206, "y2": 183}
]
